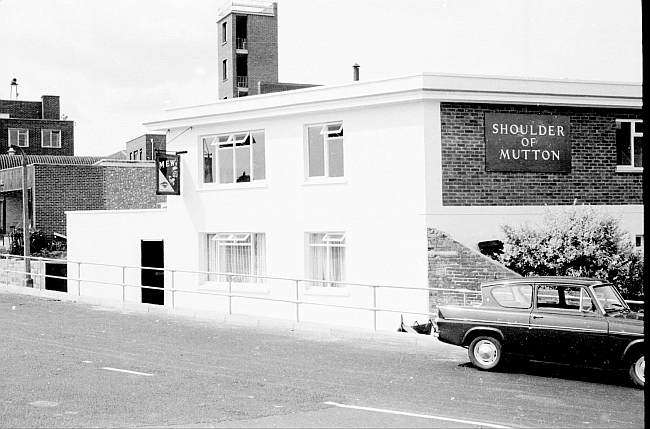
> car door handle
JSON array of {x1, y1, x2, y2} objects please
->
[{"x1": 532, "y1": 315, "x2": 543, "y2": 319}]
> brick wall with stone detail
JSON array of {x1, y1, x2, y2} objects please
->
[
  {"x1": 427, "y1": 228, "x2": 520, "y2": 311},
  {"x1": 33, "y1": 163, "x2": 164, "y2": 236},
  {"x1": 440, "y1": 103, "x2": 643, "y2": 206}
]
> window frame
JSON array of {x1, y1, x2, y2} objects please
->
[
  {"x1": 205, "y1": 232, "x2": 266, "y2": 284},
  {"x1": 201, "y1": 130, "x2": 266, "y2": 186},
  {"x1": 306, "y1": 232, "x2": 346, "y2": 288},
  {"x1": 616, "y1": 119, "x2": 643, "y2": 173},
  {"x1": 305, "y1": 121, "x2": 344, "y2": 180},
  {"x1": 41, "y1": 129, "x2": 61, "y2": 148},
  {"x1": 222, "y1": 59, "x2": 228, "y2": 81},
  {"x1": 8, "y1": 128, "x2": 29, "y2": 147}
]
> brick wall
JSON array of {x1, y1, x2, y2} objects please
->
[
  {"x1": 0, "y1": 100, "x2": 42, "y2": 119},
  {"x1": 0, "y1": 119, "x2": 74, "y2": 156},
  {"x1": 246, "y1": 12, "x2": 278, "y2": 96},
  {"x1": 427, "y1": 228, "x2": 520, "y2": 310},
  {"x1": 440, "y1": 103, "x2": 643, "y2": 206},
  {"x1": 41, "y1": 96, "x2": 60, "y2": 120},
  {"x1": 33, "y1": 165, "x2": 104, "y2": 236},
  {"x1": 102, "y1": 166, "x2": 165, "y2": 210},
  {"x1": 32, "y1": 164, "x2": 164, "y2": 236}
]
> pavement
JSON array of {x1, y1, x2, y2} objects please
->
[{"x1": 0, "y1": 282, "x2": 440, "y2": 349}]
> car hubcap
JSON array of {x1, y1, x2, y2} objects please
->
[
  {"x1": 475, "y1": 340, "x2": 498, "y2": 365},
  {"x1": 635, "y1": 357, "x2": 644, "y2": 383}
]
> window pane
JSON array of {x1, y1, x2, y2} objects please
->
[
  {"x1": 616, "y1": 123, "x2": 631, "y2": 166},
  {"x1": 635, "y1": 121, "x2": 643, "y2": 133},
  {"x1": 330, "y1": 246, "x2": 345, "y2": 284},
  {"x1": 203, "y1": 138, "x2": 216, "y2": 183},
  {"x1": 633, "y1": 136, "x2": 642, "y2": 167},
  {"x1": 252, "y1": 133, "x2": 266, "y2": 180},
  {"x1": 52, "y1": 130, "x2": 61, "y2": 147},
  {"x1": 328, "y1": 137, "x2": 344, "y2": 177},
  {"x1": 491, "y1": 285, "x2": 531, "y2": 308},
  {"x1": 235, "y1": 145, "x2": 251, "y2": 182},
  {"x1": 308, "y1": 126, "x2": 325, "y2": 177},
  {"x1": 309, "y1": 247, "x2": 327, "y2": 287},
  {"x1": 537, "y1": 285, "x2": 559, "y2": 306},
  {"x1": 219, "y1": 148, "x2": 234, "y2": 183}
]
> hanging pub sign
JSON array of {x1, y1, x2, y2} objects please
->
[
  {"x1": 484, "y1": 113, "x2": 571, "y2": 172},
  {"x1": 155, "y1": 151, "x2": 181, "y2": 195}
]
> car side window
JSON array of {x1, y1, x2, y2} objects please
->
[
  {"x1": 536, "y1": 285, "x2": 596, "y2": 312},
  {"x1": 490, "y1": 284, "x2": 532, "y2": 308}
]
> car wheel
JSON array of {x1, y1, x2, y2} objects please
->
[
  {"x1": 468, "y1": 336, "x2": 502, "y2": 370},
  {"x1": 629, "y1": 354, "x2": 644, "y2": 388}
]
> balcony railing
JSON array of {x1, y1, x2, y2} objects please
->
[
  {"x1": 236, "y1": 76, "x2": 248, "y2": 88},
  {"x1": 236, "y1": 38, "x2": 247, "y2": 50}
]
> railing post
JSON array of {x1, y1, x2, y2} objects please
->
[
  {"x1": 77, "y1": 262, "x2": 81, "y2": 296},
  {"x1": 295, "y1": 279, "x2": 300, "y2": 323},
  {"x1": 171, "y1": 270, "x2": 175, "y2": 309},
  {"x1": 228, "y1": 274, "x2": 233, "y2": 315},
  {"x1": 373, "y1": 285, "x2": 378, "y2": 331},
  {"x1": 122, "y1": 266, "x2": 126, "y2": 302}
]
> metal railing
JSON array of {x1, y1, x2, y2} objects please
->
[
  {"x1": 0, "y1": 254, "x2": 477, "y2": 331},
  {"x1": 1, "y1": 254, "x2": 643, "y2": 331},
  {"x1": 236, "y1": 38, "x2": 247, "y2": 50},
  {"x1": 236, "y1": 76, "x2": 248, "y2": 88}
]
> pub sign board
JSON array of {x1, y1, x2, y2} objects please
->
[
  {"x1": 155, "y1": 152, "x2": 181, "y2": 195},
  {"x1": 484, "y1": 113, "x2": 571, "y2": 172}
]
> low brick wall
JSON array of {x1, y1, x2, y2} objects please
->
[
  {"x1": 427, "y1": 228, "x2": 520, "y2": 311},
  {"x1": 0, "y1": 257, "x2": 48, "y2": 290}
]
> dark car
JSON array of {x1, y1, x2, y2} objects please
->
[{"x1": 433, "y1": 277, "x2": 644, "y2": 387}]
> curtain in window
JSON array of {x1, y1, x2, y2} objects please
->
[
  {"x1": 206, "y1": 233, "x2": 266, "y2": 283},
  {"x1": 309, "y1": 233, "x2": 327, "y2": 287}
]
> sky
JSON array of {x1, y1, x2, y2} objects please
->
[{"x1": 0, "y1": 0, "x2": 643, "y2": 156}]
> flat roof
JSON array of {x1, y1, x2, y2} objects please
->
[{"x1": 145, "y1": 72, "x2": 642, "y2": 132}]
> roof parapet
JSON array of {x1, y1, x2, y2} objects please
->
[{"x1": 217, "y1": 1, "x2": 275, "y2": 20}]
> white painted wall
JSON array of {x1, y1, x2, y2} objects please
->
[{"x1": 66, "y1": 99, "x2": 433, "y2": 331}]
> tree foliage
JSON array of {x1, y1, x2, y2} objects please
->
[{"x1": 496, "y1": 205, "x2": 644, "y2": 300}]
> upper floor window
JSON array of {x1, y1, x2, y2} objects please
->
[
  {"x1": 222, "y1": 22, "x2": 227, "y2": 44},
  {"x1": 222, "y1": 59, "x2": 228, "y2": 81},
  {"x1": 307, "y1": 232, "x2": 346, "y2": 288},
  {"x1": 41, "y1": 129, "x2": 61, "y2": 148},
  {"x1": 616, "y1": 119, "x2": 642, "y2": 172},
  {"x1": 202, "y1": 131, "x2": 265, "y2": 185},
  {"x1": 306, "y1": 122, "x2": 344, "y2": 179},
  {"x1": 206, "y1": 233, "x2": 266, "y2": 283},
  {"x1": 8, "y1": 128, "x2": 28, "y2": 147}
]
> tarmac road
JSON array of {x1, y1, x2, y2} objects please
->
[{"x1": 0, "y1": 289, "x2": 644, "y2": 428}]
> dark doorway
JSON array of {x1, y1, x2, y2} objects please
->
[{"x1": 141, "y1": 240, "x2": 164, "y2": 305}]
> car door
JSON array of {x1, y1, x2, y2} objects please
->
[{"x1": 528, "y1": 283, "x2": 609, "y2": 366}]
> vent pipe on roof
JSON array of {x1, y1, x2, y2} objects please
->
[{"x1": 352, "y1": 64, "x2": 360, "y2": 81}]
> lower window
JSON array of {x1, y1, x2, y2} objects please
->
[
  {"x1": 307, "y1": 232, "x2": 345, "y2": 287},
  {"x1": 206, "y1": 233, "x2": 266, "y2": 283}
]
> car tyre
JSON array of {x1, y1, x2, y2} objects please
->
[
  {"x1": 468, "y1": 336, "x2": 502, "y2": 370},
  {"x1": 629, "y1": 354, "x2": 644, "y2": 388}
]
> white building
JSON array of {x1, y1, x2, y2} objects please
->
[{"x1": 66, "y1": 73, "x2": 643, "y2": 331}]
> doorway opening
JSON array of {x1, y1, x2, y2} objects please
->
[{"x1": 141, "y1": 240, "x2": 164, "y2": 305}]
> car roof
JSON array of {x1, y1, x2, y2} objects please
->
[{"x1": 480, "y1": 276, "x2": 610, "y2": 288}]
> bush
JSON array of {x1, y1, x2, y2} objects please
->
[
  {"x1": 496, "y1": 205, "x2": 644, "y2": 301},
  {"x1": 10, "y1": 229, "x2": 67, "y2": 257}
]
